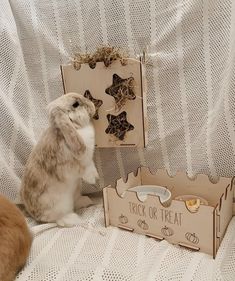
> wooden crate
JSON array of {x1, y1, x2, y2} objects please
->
[
  {"x1": 61, "y1": 58, "x2": 147, "y2": 147},
  {"x1": 103, "y1": 167, "x2": 234, "y2": 257}
]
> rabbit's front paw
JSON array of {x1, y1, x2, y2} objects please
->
[
  {"x1": 83, "y1": 174, "x2": 96, "y2": 184},
  {"x1": 82, "y1": 165, "x2": 99, "y2": 184}
]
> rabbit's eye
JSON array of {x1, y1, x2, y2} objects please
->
[{"x1": 72, "y1": 101, "x2": 80, "y2": 108}]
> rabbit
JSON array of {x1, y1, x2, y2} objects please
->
[
  {"x1": 0, "y1": 194, "x2": 32, "y2": 281},
  {"x1": 20, "y1": 92, "x2": 99, "y2": 227}
]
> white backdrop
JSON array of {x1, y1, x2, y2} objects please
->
[
  {"x1": 1, "y1": 1, "x2": 235, "y2": 280},
  {"x1": 0, "y1": 0, "x2": 235, "y2": 201}
]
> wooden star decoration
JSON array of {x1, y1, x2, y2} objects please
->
[
  {"x1": 105, "y1": 111, "x2": 134, "y2": 141},
  {"x1": 84, "y1": 90, "x2": 103, "y2": 120},
  {"x1": 105, "y1": 74, "x2": 136, "y2": 110}
]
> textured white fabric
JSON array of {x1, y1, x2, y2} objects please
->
[
  {"x1": 1, "y1": 0, "x2": 235, "y2": 280},
  {"x1": 16, "y1": 204, "x2": 235, "y2": 281}
]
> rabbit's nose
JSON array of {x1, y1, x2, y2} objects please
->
[{"x1": 72, "y1": 101, "x2": 80, "y2": 108}]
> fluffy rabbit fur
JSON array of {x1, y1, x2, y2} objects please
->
[
  {"x1": 0, "y1": 194, "x2": 32, "y2": 281},
  {"x1": 21, "y1": 93, "x2": 99, "y2": 227}
]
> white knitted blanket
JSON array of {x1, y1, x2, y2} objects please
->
[
  {"x1": 1, "y1": 0, "x2": 235, "y2": 280},
  {"x1": 16, "y1": 204, "x2": 235, "y2": 281}
]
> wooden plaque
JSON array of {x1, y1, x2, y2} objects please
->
[{"x1": 61, "y1": 59, "x2": 147, "y2": 148}]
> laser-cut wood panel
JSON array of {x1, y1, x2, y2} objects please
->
[
  {"x1": 61, "y1": 59, "x2": 147, "y2": 147},
  {"x1": 103, "y1": 167, "x2": 234, "y2": 257}
]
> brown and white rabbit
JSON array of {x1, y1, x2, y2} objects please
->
[
  {"x1": 21, "y1": 92, "x2": 99, "y2": 227},
  {"x1": 0, "y1": 194, "x2": 32, "y2": 281}
]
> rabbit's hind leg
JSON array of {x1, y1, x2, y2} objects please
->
[{"x1": 39, "y1": 182, "x2": 77, "y2": 226}]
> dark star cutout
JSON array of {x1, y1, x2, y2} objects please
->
[
  {"x1": 84, "y1": 90, "x2": 103, "y2": 120},
  {"x1": 105, "y1": 111, "x2": 134, "y2": 141},
  {"x1": 105, "y1": 74, "x2": 136, "y2": 110}
]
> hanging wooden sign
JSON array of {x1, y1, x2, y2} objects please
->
[{"x1": 61, "y1": 57, "x2": 147, "y2": 147}]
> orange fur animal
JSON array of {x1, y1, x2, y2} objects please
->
[{"x1": 0, "y1": 194, "x2": 32, "y2": 281}]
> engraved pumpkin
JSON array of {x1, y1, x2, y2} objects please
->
[
  {"x1": 161, "y1": 226, "x2": 174, "y2": 237},
  {"x1": 137, "y1": 219, "x2": 149, "y2": 230},
  {"x1": 119, "y1": 214, "x2": 128, "y2": 224},
  {"x1": 185, "y1": 232, "x2": 199, "y2": 244}
]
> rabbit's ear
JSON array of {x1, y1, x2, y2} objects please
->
[
  {"x1": 84, "y1": 101, "x2": 95, "y2": 119},
  {"x1": 86, "y1": 105, "x2": 95, "y2": 118},
  {"x1": 50, "y1": 107, "x2": 85, "y2": 156}
]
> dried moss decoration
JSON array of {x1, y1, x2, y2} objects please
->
[
  {"x1": 94, "y1": 46, "x2": 127, "y2": 67},
  {"x1": 72, "y1": 46, "x2": 128, "y2": 70},
  {"x1": 105, "y1": 74, "x2": 136, "y2": 111},
  {"x1": 105, "y1": 111, "x2": 134, "y2": 141},
  {"x1": 84, "y1": 90, "x2": 103, "y2": 120},
  {"x1": 73, "y1": 53, "x2": 96, "y2": 70}
]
